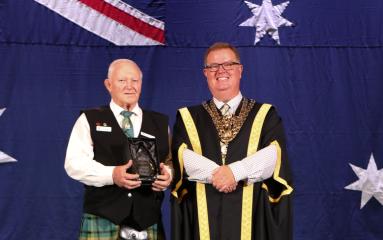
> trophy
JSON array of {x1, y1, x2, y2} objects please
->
[{"x1": 123, "y1": 138, "x2": 160, "y2": 184}]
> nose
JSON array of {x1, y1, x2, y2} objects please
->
[
  {"x1": 125, "y1": 79, "x2": 133, "y2": 88},
  {"x1": 216, "y1": 64, "x2": 228, "y2": 74}
]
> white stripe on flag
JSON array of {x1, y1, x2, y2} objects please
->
[
  {"x1": 104, "y1": 0, "x2": 164, "y2": 30},
  {"x1": 34, "y1": 0, "x2": 164, "y2": 46}
]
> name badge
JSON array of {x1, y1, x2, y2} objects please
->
[
  {"x1": 96, "y1": 126, "x2": 112, "y2": 132},
  {"x1": 140, "y1": 131, "x2": 155, "y2": 139}
]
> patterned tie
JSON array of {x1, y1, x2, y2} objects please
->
[
  {"x1": 120, "y1": 110, "x2": 134, "y2": 138},
  {"x1": 219, "y1": 103, "x2": 231, "y2": 164},
  {"x1": 220, "y1": 103, "x2": 231, "y2": 117}
]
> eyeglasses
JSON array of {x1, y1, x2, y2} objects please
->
[{"x1": 204, "y1": 61, "x2": 241, "y2": 72}]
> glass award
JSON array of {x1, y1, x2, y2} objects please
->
[{"x1": 123, "y1": 138, "x2": 160, "y2": 184}]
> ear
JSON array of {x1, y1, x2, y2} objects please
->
[
  {"x1": 203, "y1": 68, "x2": 209, "y2": 78},
  {"x1": 238, "y1": 64, "x2": 243, "y2": 77},
  {"x1": 104, "y1": 78, "x2": 111, "y2": 92}
]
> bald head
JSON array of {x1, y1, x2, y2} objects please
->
[
  {"x1": 107, "y1": 59, "x2": 143, "y2": 79},
  {"x1": 104, "y1": 59, "x2": 143, "y2": 110}
]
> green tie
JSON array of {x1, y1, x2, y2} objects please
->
[{"x1": 120, "y1": 110, "x2": 134, "y2": 138}]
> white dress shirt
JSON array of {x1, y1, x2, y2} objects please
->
[
  {"x1": 64, "y1": 101, "x2": 143, "y2": 187},
  {"x1": 209, "y1": 92, "x2": 277, "y2": 183},
  {"x1": 183, "y1": 146, "x2": 277, "y2": 184},
  {"x1": 213, "y1": 92, "x2": 243, "y2": 115}
]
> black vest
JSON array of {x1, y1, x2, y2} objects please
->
[{"x1": 82, "y1": 106, "x2": 169, "y2": 230}]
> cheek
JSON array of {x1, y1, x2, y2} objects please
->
[
  {"x1": 110, "y1": 86, "x2": 120, "y2": 93},
  {"x1": 207, "y1": 75, "x2": 216, "y2": 84},
  {"x1": 136, "y1": 86, "x2": 142, "y2": 94},
  {"x1": 134, "y1": 82, "x2": 142, "y2": 89},
  {"x1": 206, "y1": 79, "x2": 214, "y2": 90}
]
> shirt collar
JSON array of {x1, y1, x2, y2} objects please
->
[
  {"x1": 213, "y1": 92, "x2": 243, "y2": 114},
  {"x1": 109, "y1": 100, "x2": 142, "y2": 119}
]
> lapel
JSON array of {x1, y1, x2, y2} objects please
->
[
  {"x1": 139, "y1": 111, "x2": 157, "y2": 139},
  {"x1": 103, "y1": 106, "x2": 127, "y2": 139}
]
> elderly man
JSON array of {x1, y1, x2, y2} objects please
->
[
  {"x1": 171, "y1": 42, "x2": 293, "y2": 240},
  {"x1": 65, "y1": 59, "x2": 172, "y2": 240}
]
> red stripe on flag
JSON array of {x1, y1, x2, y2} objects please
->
[{"x1": 79, "y1": 0, "x2": 165, "y2": 44}]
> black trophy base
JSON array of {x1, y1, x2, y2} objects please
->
[{"x1": 139, "y1": 176, "x2": 157, "y2": 186}]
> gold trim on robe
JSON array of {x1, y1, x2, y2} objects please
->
[
  {"x1": 173, "y1": 103, "x2": 292, "y2": 240},
  {"x1": 241, "y1": 103, "x2": 271, "y2": 240},
  {"x1": 171, "y1": 143, "x2": 187, "y2": 199},
  {"x1": 261, "y1": 141, "x2": 293, "y2": 203},
  {"x1": 178, "y1": 107, "x2": 211, "y2": 240}
]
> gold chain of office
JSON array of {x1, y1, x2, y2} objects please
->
[{"x1": 203, "y1": 98, "x2": 255, "y2": 145}]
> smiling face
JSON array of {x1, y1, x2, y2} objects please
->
[
  {"x1": 203, "y1": 48, "x2": 243, "y2": 102},
  {"x1": 104, "y1": 60, "x2": 142, "y2": 110}
]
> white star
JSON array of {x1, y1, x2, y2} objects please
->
[
  {"x1": 345, "y1": 154, "x2": 383, "y2": 209},
  {"x1": 0, "y1": 108, "x2": 17, "y2": 163},
  {"x1": 239, "y1": 0, "x2": 294, "y2": 45}
]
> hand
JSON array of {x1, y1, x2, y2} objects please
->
[
  {"x1": 152, "y1": 163, "x2": 172, "y2": 192},
  {"x1": 211, "y1": 165, "x2": 237, "y2": 193},
  {"x1": 112, "y1": 160, "x2": 141, "y2": 189}
]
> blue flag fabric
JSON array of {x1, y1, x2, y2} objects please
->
[{"x1": 1, "y1": 0, "x2": 383, "y2": 239}]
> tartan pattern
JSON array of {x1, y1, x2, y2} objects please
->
[
  {"x1": 79, "y1": 213, "x2": 119, "y2": 240},
  {"x1": 79, "y1": 213, "x2": 163, "y2": 240},
  {"x1": 146, "y1": 223, "x2": 165, "y2": 240}
]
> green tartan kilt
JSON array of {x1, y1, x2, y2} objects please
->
[{"x1": 79, "y1": 213, "x2": 164, "y2": 240}]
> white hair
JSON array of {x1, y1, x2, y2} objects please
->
[{"x1": 107, "y1": 59, "x2": 143, "y2": 79}]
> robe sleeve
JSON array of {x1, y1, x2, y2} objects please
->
[
  {"x1": 170, "y1": 111, "x2": 196, "y2": 240},
  {"x1": 170, "y1": 111, "x2": 193, "y2": 200},
  {"x1": 255, "y1": 106, "x2": 293, "y2": 240}
]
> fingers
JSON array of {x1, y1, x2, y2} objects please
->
[
  {"x1": 126, "y1": 159, "x2": 133, "y2": 169},
  {"x1": 113, "y1": 162, "x2": 173, "y2": 191},
  {"x1": 215, "y1": 182, "x2": 237, "y2": 193},
  {"x1": 124, "y1": 178, "x2": 142, "y2": 189},
  {"x1": 222, "y1": 183, "x2": 237, "y2": 193},
  {"x1": 211, "y1": 166, "x2": 224, "y2": 188},
  {"x1": 152, "y1": 163, "x2": 171, "y2": 192},
  {"x1": 211, "y1": 165, "x2": 237, "y2": 193},
  {"x1": 152, "y1": 179, "x2": 169, "y2": 191},
  {"x1": 152, "y1": 176, "x2": 170, "y2": 191},
  {"x1": 112, "y1": 160, "x2": 141, "y2": 189}
]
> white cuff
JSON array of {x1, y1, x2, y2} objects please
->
[
  {"x1": 104, "y1": 166, "x2": 116, "y2": 185},
  {"x1": 244, "y1": 145, "x2": 277, "y2": 184},
  {"x1": 183, "y1": 149, "x2": 219, "y2": 183},
  {"x1": 228, "y1": 161, "x2": 248, "y2": 182}
]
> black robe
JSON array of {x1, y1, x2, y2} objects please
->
[{"x1": 171, "y1": 99, "x2": 293, "y2": 240}]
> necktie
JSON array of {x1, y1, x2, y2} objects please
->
[
  {"x1": 120, "y1": 110, "x2": 134, "y2": 138},
  {"x1": 220, "y1": 103, "x2": 231, "y2": 117},
  {"x1": 219, "y1": 103, "x2": 231, "y2": 164}
]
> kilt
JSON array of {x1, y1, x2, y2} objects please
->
[{"x1": 79, "y1": 213, "x2": 164, "y2": 240}]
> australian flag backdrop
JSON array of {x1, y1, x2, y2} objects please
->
[{"x1": 0, "y1": 0, "x2": 382, "y2": 239}]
